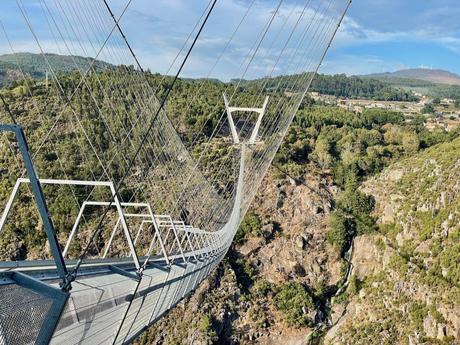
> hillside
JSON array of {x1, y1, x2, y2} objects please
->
[
  {"x1": 3, "y1": 53, "x2": 460, "y2": 101},
  {"x1": 134, "y1": 170, "x2": 341, "y2": 344},
  {"x1": 134, "y1": 124, "x2": 460, "y2": 345},
  {"x1": 133, "y1": 89, "x2": 460, "y2": 344},
  {"x1": 365, "y1": 68, "x2": 460, "y2": 86},
  {"x1": 0, "y1": 52, "x2": 417, "y2": 102},
  {"x1": 1, "y1": 70, "x2": 460, "y2": 344},
  {"x1": 239, "y1": 73, "x2": 419, "y2": 101},
  {"x1": 326, "y1": 137, "x2": 460, "y2": 344},
  {"x1": 0, "y1": 52, "x2": 113, "y2": 86}
]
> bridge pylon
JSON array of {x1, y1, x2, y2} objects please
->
[{"x1": 223, "y1": 93, "x2": 269, "y2": 145}]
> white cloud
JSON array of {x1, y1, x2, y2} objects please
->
[
  {"x1": 321, "y1": 54, "x2": 400, "y2": 76},
  {"x1": 0, "y1": 0, "x2": 363, "y2": 78},
  {"x1": 335, "y1": 14, "x2": 460, "y2": 54}
]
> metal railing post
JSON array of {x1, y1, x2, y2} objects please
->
[{"x1": 0, "y1": 124, "x2": 69, "y2": 288}]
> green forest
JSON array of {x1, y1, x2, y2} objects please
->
[
  {"x1": 1, "y1": 53, "x2": 422, "y2": 101},
  {"x1": 238, "y1": 72, "x2": 419, "y2": 101},
  {"x1": 0, "y1": 52, "x2": 113, "y2": 80}
]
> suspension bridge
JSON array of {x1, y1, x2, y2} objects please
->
[{"x1": 0, "y1": 0, "x2": 350, "y2": 344}]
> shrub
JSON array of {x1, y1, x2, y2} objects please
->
[
  {"x1": 388, "y1": 254, "x2": 409, "y2": 276},
  {"x1": 273, "y1": 282, "x2": 314, "y2": 326},
  {"x1": 374, "y1": 238, "x2": 386, "y2": 252},
  {"x1": 439, "y1": 243, "x2": 460, "y2": 285},
  {"x1": 409, "y1": 302, "x2": 428, "y2": 331},
  {"x1": 235, "y1": 212, "x2": 263, "y2": 243},
  {"x1": 197, "y1": 314, "x2": 217, "y2": 340},
  {"x1": 252, "y1": 279, "x2": 274, "y2": 298},
  {"x1": 348, "y1": 275, "x2": 361, "y2": 295}
]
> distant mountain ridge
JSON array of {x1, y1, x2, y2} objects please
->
[
  {"x1": 0, "y1": 52, "x2": 113, "y2": 86},
  {"x1": 363, "y1": 68, "x2": 460, "y2": 86}
]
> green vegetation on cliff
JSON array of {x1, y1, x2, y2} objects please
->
[
  {"x1": 273, "y1": 281, "x2": 315, "y2": 327},
  {"x1": 328, "y1": 136, "x2": 460, "y2": 344}
]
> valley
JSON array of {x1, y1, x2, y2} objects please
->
[
  {"x1": 1, "y1": 0, "x2": 460, "y2": 344},
  {"x1": 1, "y1": 54, "x2": 460, "y2": 345}
]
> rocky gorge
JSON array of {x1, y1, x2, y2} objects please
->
[{"x1": 137, "y1": 137, "x2": 460, "y2": 345}]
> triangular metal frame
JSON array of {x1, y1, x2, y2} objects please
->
[{"x1": 223, "y1": 93, "x2": 269, "y2": 144}]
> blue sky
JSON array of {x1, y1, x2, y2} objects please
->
[
  {"x1": 1, "y1": 0, "x2": 460, "y2": 77},
  {"x1": 118, "y1": 0, "x2": 460, "y2": 76},
  {"x1": 324, "y1": 0, "x2": 460, "y2": 75}
]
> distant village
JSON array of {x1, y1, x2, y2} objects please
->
[{"x1": 308, "y1": 91, "x2": 460, "y2": 132}]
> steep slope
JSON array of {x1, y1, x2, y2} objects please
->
[
  {"x1": 326, "y1": 137, "x2": 460, "y2": 344},
  {"x1": 135, "y1": 170, "x2": 343, "y2": 345},
  {"x1": 140, "y1": 135, "x2": 460, "y2": 345}
]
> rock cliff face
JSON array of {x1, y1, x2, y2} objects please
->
[
  {"x1": 248, "y1": 173, "x2": 341, "y2": 289},
  {"x1": 137, "y1": 138, "x2": 460, "y2": 345},
  {"x1": 136, "y1": 170, "x2": 342, "y2": 345},
  {"x1": 326, "y1": 138, "x2": 460, "y2": 344}
]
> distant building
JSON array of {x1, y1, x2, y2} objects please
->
[
  {"x1": 353, "y1": 106, "x2": 363, "y2": 114},
  {"x1": 441, "y1": 98, "x2": 455, "y2": 105}
]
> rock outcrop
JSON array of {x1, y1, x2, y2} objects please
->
[
  {"x1": 136, "y1": 169, "x2": 341, "y2": 345},
  {"x1": 137, "y1": 138, "x2": 460, "y2": 345},
  {"x1": 326, "y1": 138, "x2": 460, "y2": 344}
]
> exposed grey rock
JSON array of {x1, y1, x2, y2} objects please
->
[
  {"x1": 276, "y1": 190, "x2": 286, "y2": 209},
  {"x1": 295, "y1": 235, "x2": 306, "y2": 250},
  {"x1": 262, "y1": 223, "x2": 274, "y2": 238}
]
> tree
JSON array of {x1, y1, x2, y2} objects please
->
[
  {"x1": 326, "y1": 210, "x2": 349, "y2": 250},
  {"x1": 401, "y1": 130, "x2": 420, "y2": 153},
  {"x1": 422, "y1": 103, "x2": 435, "y2": 114},
  {"x1": 334, "y1": 188, "x2": 377, "y2": 241},
  {"x1": 313, "y1": 138, "x2": 334, "y2": 169}
]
